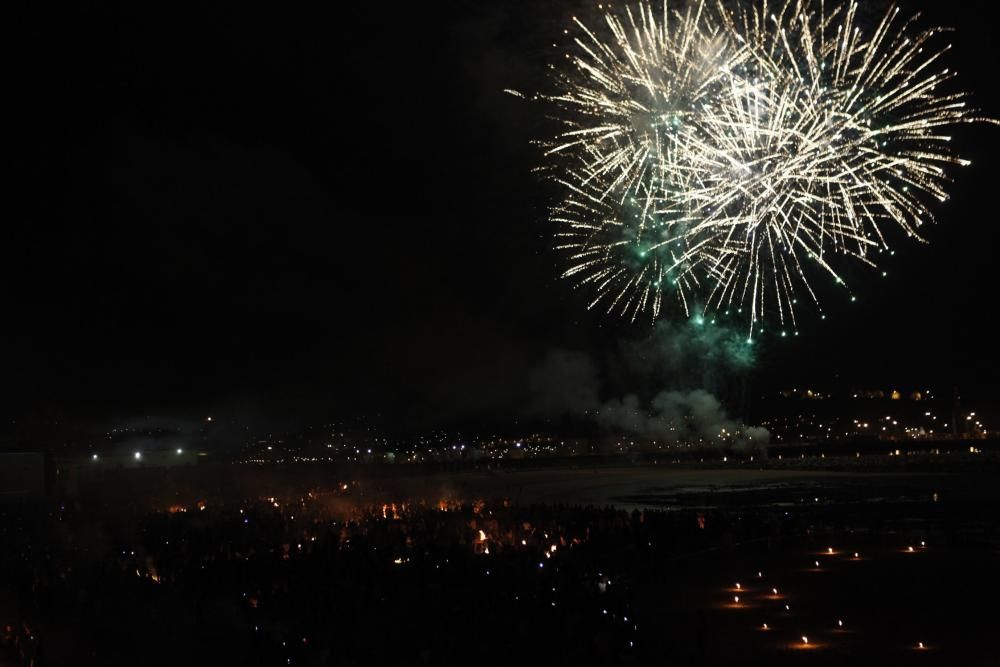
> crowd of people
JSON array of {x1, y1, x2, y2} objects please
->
[
  {"x1": 1, "y1": 479, "x2": 811, "y2": 666},
  {"x1": 5, "y1": 462, "x2": 983, "y2": 666}
]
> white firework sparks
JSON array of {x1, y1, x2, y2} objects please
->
[{"x1": 537, "y1": 0, "x2": 994, "y2": 332}]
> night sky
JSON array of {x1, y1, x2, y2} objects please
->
[{"x1": 8, "y1": 1, "x2": 1000, "y2": 431}]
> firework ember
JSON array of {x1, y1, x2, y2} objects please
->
[{"x1": 535, "y1": 0, "x2": 995, "y2": 330}]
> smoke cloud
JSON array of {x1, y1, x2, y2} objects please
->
[
  {"x1": 597, "y1": 389, "x2": 768, "y2": 453},
  {"x1": 526, "y1": 317, "x2": 768, "y2": 452},
  {"x1": 527, "y1": 349, "x2": 601, "y2": 417}
]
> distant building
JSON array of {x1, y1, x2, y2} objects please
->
[{"x1": 86, "y1": 449, "x2": 201, "y2": 468}]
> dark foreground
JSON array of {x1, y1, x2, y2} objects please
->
[{"x1": 2, "y1": 459, "x2": 998, "y2": 666}]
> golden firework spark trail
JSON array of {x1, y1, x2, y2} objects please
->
[{"x1": 528, "y1": 0, "x2": 996, "y2": 334}]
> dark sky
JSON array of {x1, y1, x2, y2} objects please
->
[{"x1": 7, "y1": 1, "x2": 1000, "y2": 430}]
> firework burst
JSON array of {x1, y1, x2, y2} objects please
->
[{"x1": 534, "y1": 0, "x2": 994, "y2": 333}]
